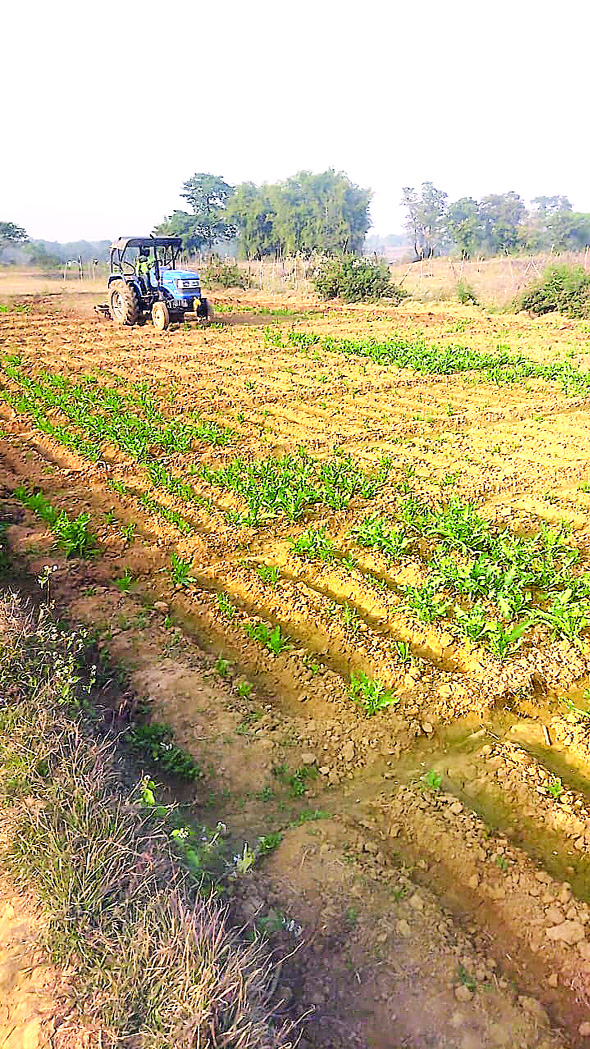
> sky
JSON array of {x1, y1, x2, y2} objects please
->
[{"x1": 3, "y1": 0, "x2": 589, "y2": 242}]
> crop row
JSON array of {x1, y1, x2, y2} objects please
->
[
  {"x1": 282, "y1": 330, "x2": 590, "y2": 395},
  {"x1": 286, "y1": 497, "x2": 590, "y2": 655},
  {"x1": 0, "y1": 365, "x2": 234, "y2": 461}
]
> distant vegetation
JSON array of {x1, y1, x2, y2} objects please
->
[
  {"x1": 518, "y1": 264, "x2": 590, "y2": 318},
  {"x1": 312, "y1": 256, "x2": 407, "y2": 303},
  {"x1": 402, "y1": 184, "x2": 590, "y2": 260},
  {"x1": 156, "y1": 170, "x2": 371, "y2": 259}
]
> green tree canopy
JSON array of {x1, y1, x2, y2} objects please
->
[
  {"x1": 155, "y1": 174, "x2": 236, "y2": 251},
  {"x1": 445, "y1": 198, "x2": 484, "y2": 259},
  {"x1": 0, "y1": 221, "x2": 28, "y2": 248},
  {"x1": 401, "y1": 183, "x2": 448, "y2": 258},
  {"x1": 209, "y1": 169, "x2": 371, "y2": 259}
]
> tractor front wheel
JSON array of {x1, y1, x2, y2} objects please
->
[
  {"x1": 197, "y1": 297, "x2": 213, "y2": 320},
  {"x1": 152, "y1": 301, "x2": 170, "y2": 331},
  {"x1": 109, "y1": 281, "x2": 140, "y2": 325}
]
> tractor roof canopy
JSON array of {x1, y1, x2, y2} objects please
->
[{"x1": 110, "y1": 236, "x2": 182, "y2": 251}]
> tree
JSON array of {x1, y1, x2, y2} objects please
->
[
  {"x1": 479, "y1": 192, "x2": 526, "y2": 253},
  {"x1": 0, "y1": 221, "x2": 28, "y2": 249},
  {"x1": 226, "y1": 170, "x2": 371, "y2": 258},
  {"x1": 401, "y1": 183, "x2": 448, "y2": 259},
  {"x1": 155, "y1": 174, "x2": 236, "y2": 252},
  {"x1": 445, "y1": 197, "x2": 484, "y2": 258},
  {"x1": 226, "y1": 182, "x2": 278, "y2": 259},
  {"x1": 180, "y1": 173, "x2": 236, "y2": 249},
  {"x1": 530, "y1": 195, "x2": 572, "y2": 216}
]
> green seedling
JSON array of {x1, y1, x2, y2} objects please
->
[
  {"x1": 114, "y1": 567, "x2": 134, "y2": 593},
  {"x1": 170, "y1": 552, "x2": 194, "y2": 588},
  {"x1": 244, "y1": 620, "x2": 290, "y2": 655},
  {"x1": 120, "y1": 522, "x2": 137, "y2": 543},
  {"x1": 350, "y1": 514, "x2": 412, "y2": 560},
  {"x1": 217, "y1": 592, "x2": 237, "y2": 620},
  {"x1": 288, "y1": 526, "x2": 336, "y2": 560},
  {"x1": 547, "y1": 777, "x2": 563, "y2": 800},
  {"x1": 214, "y1": 657, "x2": 230, "y2": 677},
  {"x1": 237, "y1": 681, "x2": 253, "y2": 699},
  {"x1": 394, "y1": 641, "x2": 412, "y2": 665},
  {"x1": 457, "y1": 965, "x2": 476, "y2": 992},
  {"x1": 349, "y1": 671, "x2": 399, "y2": 716},
  {"x1": 422, "y1": 769, "x2": 442, "y2": 791},
  {"x1": 256, "y1": 563, "x2": 281, "y2": 586}
]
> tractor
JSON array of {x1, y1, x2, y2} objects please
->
[{"x1": 97, "y1": 236, "x2": 211, "y2": 330}]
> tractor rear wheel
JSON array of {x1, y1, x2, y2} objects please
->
[
  {"x1": 109, "y1": 281, "x2": 140, "y2": 325},
  {"x1": 152, "y1": 301, "x2": 170, "y2": 331}
]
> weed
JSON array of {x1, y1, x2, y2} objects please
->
[
  {"x1": 350, "y1": 514, "x2": 412, "y2": 560},
  {"x1": 214, "y1": 657, "x2": 230, "y2": 677},
  {"x1": 349, "y1": 671, "x2": 399, "y2": 716},
  {"x1": 257, "y1": 832, "x2": 282, "y2": 856},
  {"x1": 125, "y1": 722, "x2": 202, "y2": 781},
  {"x1": 457, "y1": 964, "x2": 477, "y2": 991},
  {"x1": 422, "y1": 769, "x2": 442, "y2": 790},
  {"x1": 237, "y1": 681, "x2": 254, "y2": 699},
  {"x1": 114, "y1": 567, "x2": 134, "y2": 593},
  {"x1": 547, "y1": 777, "x2": 564, "y2": 800}
]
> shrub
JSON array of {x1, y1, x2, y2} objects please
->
[
  {"x1": 312, "y1": 255, "x2": 408, "y2": 303},
  {"x1": 201, "y1": 259, "x2": 249, "y2": 289},
  {"x1": 456, "y1": 281, "x2": 479, "y2": 305},
  {"x1": 518, "y1": 264, "x2": 590, "y2": 318}
]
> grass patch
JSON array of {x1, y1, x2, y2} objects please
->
[{"x1": 0, "y1": 591, "x2": 296, "y2": 1047}]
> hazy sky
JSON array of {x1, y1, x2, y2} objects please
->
[{"x1": 3, "y1": 0, "x2": 589, "y2": 242}]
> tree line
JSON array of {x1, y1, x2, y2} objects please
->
[
  {"x1": 155, "y1": 171, "x2": 372, "y2": 259},
  {"x1": 403, "y1": 183, "x2": 590, "y2": 259}
]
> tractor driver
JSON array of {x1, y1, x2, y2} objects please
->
[{"x1": 136, "y1": 247, "x2": 152, "y2": 293}]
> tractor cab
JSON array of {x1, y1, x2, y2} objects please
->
[{"x1": 104, "y1": 235, "x2": 210, "y2": 330}]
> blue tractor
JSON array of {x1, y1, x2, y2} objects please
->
[{"x1": 103, "y1": 236, "x2": 211, "y2": 330}]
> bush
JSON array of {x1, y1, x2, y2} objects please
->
[
  {"x1": 518, "y1": 264, "x2": 590, "y2": 318},
  {"x1": 201, "y1": 259, "x2": 249, "y2": 289},
  {"x1": 456, "y1": 281, "x2": 479, "y2": 305},
  {"x1": 312, "y1": 255, "x2": 408, "y2": 304}
]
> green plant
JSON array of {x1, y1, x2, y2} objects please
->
[
  {"x1": 350, "y1": 514, "x2": 412, "y2": 560},
  {"x1": 547, "y1": 777, "x2": 563, "y2": 800},
  {"x1": 257, "y1": 832, "x2": 282, "y2": 856},
  {"x1": 125, "y1": 722, "x2": 202, "y2": 781},
  {"x1": 457, "y1": 964, "x2": 477, "y2": 991},
  {"x1": 217, "y1": 592, "x2": 237, "y2": 620},
  {"x1": 256, "y1": 563, "x2": 281, "y2": 585},
  {"x1": 170, "y1": 552, "x2": 194, "y2": 588},
  {"x1": 422, "y1": 769, "x2": 442, "y2": 790},
  {"x1": 288, "y1": 526, "x2": 336, "y2": 559},
  {"x1": 349, "y1": 671, "x2": 399, "y2": 716},
  {"x1": 312, "y1": 255, "x2": 407, "y2": 304},
  {"x1": 518, "y1": 264, "x2": 590, "y2": 319},
  {"x1": 214, "y1": 657, "x2": 230, "y2": 677},
  {"x1": 201, "y1": 260, "x2": 249, "y2": 289},
  {"x1": 237, "y1": 681, "x2": 253, "y2": 699},
  {"x1": 114, "y1": 567, "x2": 134, "y2": 593},
  {"x1": 244, "y1": 620, "x2": 290, "y2": 656},
  {"x1": 456, "y1": 281, "x2": 479, "y2": 306}
]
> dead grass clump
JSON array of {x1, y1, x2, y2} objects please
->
[{"x1": 0, "y1": 593, "x2": 296, "y2": 1048}]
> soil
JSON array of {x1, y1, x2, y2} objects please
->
[{"x1": 2, "y1": 283, "x2": 590, "y2": 1047}]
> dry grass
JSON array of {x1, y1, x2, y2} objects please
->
[{"x1": 0, "y1": 590, "x2": 297, "y2": 1048}]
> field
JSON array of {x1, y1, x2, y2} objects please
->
[{"x1": 3, "y1": 278, "x2": 590, "y2": 1047}]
